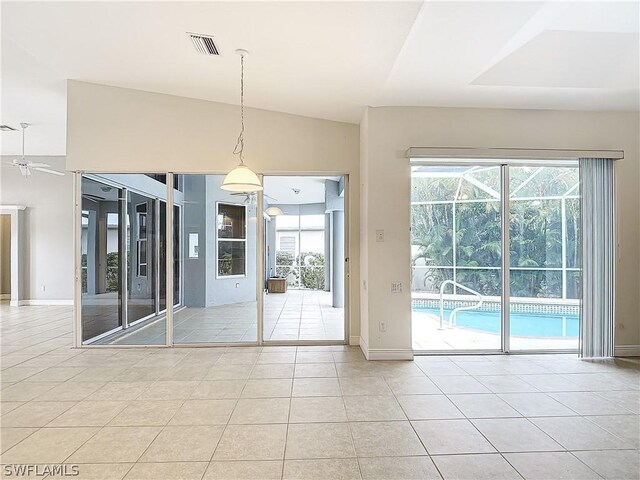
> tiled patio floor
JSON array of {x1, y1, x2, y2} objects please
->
[
  {"x1": 93, "y1": 290, "x2": 344, "y2": 345},
  {"x1": 413, "y1": 311, "x2": 578, "y2": 352}
]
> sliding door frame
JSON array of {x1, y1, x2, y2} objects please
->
[
  {"x1": 74, "y1": 171, "x2": 351, "y2": 348},
  {"x1": 411, "y1": 159, "x2": 580, "y2": 355},
  {"x1": 75, "y1": 172, "x2": 177, "y2": 347}
]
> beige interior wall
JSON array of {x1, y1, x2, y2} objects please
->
[
  {"x1": 67, "y1": 81, "x2": 361, "y2": 342},
  {"x1": 0, "y1": 157, "x2": 73, "y2": 301},
  {"x1": 0, "y1": 214, "x2": 11, "y2": 295},
  {"x1": 360, "y1": 106, "x2": 640, "y2": 354}
]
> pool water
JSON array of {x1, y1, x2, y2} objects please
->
[{"x1": 413, "y1": 307, "x2": 579, "y2": 338}]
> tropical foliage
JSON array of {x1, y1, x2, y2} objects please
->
[
  {"x1": 81, "y1": 252, "x2": 120, "y2": 293},
  {"x1": 411, "y1": 167, "x2": 580, "y2": 299},
  {"x1": 276, "y1": 250, "x2": 325, "y2": 290}
]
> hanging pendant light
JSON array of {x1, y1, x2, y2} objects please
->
[
  {"x1": 265, "y1": 206, "x2": 284, "y2": 217},
  {"x1": 221, "y1": 49, "x2": 263, "y2": 192}
]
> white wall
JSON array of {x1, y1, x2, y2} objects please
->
[
  {"x1": 0, "y1": 156, "x2": 73, "y2": 302},
  {"x1": 360, "y1": 106, "x2": 640, "y2": 357},
  {"x1": 66, "y1": 81, "x2": 361, "y2": 341}
]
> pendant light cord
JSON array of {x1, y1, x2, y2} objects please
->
[{"x1": 233, "y1": 53, "x2": 245, "y2": 164}]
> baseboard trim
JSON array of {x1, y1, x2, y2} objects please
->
[
  {"x1": 11, "y1": 299, "x2": 74, "y2": 306},
  {"x1": 349, "y1": 336, "x2": 360, "y2": 346},
  {"x1": 357, "y1": 336, "x2": 413, "y2": 361},
  {"x1": 367, "y1": 348, "x2": 414, "y2": 361},
  {"x1": 0, "y1": 294, "x2": 10, "y2": 300},
  {"x1": 614, "y1": 345, "x2": 640, "y2": 357}
]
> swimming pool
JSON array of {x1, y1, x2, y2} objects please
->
[{"x1": 412, "y1": 307, "x2": 579, "y2": 338}]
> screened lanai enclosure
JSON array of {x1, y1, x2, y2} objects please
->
[{"x1": 411, "y1": 163, "x2": 581, "y2": 352}]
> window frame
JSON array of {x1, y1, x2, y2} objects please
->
[
  {"x1": 215, "y1": 201, "x2": 248, "y2": 279},
  {"x1": 135, "y1": 203, "x2": 148, "y2": 278}
]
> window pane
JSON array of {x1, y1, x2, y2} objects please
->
[
  {"x1": 218, "y1": 240, "x2": 246, "y2": 276},
  {"x1": 509, "y1": 165, "x2": 580, "y2": 351},
  {"x1": 411, "y1": 175, "x2": 459, "y2": 202},
  {"x1": 300, "y1": 214, "x2": 325, "y2": 229},
  {"x1": 411, "y1": 267, "x2": 453, "y2": 294},
  {"x1": 411, "y1": 204, "x2": 453, "y2": 266},
  {"x1": 511, "y1": 166, "x2": 579, "y2": 198},
  {"x1": 510, "y1": 269, "x2": 562, "y2": 298},
  {"x1": 510, "y1": 199, "x2": 562, "y2": 268},
  {"x1": 276, "y1": 214, "x2": 299, "y2": 230},
  {"x1": 457, "y1": 268, "x2": 501, "y2": 297},
  {"x1": 455, "y1": 201, "x2": 502, "y2": 268},
  {"x1": 566, "y1": 270, "x2": 581, "y2": 300},
  {"x1": 217, "y1": 203, "x2": 246, "y2": 239},
  {"x1": 565, "y1": 197, "x2": 581, "y2": 268}
]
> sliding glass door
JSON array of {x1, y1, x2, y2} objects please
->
[
  {"x1": 172, "y1": 174, "x2": 258, "y2": 344},
  {"x1": 411, "y1": 165, "x2": 503, "y2": 351},
  {"x1": 262, "y1": 175, "x2": 346, "y2": 343},
  {"x1": 80, "y1": 173, "x2": 174, "y2": 345},
  {"x1": 508, "y1": 166, "x2": 580, "y2": 351},
  {"x1": 77, "y1": 172, "x2": 349, "y2": 347},
  {"x1": 80, "y1": 177, "x2": 123, "y2": 342},
  {"x1": 411, "y1": 162, "x2": 580, "y2": 353}
]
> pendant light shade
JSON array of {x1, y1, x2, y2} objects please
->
[
  {"x1": 265, "y1": 206, "x2": 284, "y2": 216},
  {"x1": 221, "y1": 164, "x2": 263, "y2": 192},
  {"x1": 221, "y1": 49, "x2": 262, "y2": 193}
]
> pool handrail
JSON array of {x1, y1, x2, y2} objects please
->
[{"x1": 439, "y1": 280, "x2": 484, "y2": 329}]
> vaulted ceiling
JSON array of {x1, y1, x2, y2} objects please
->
[{"x1": 2, "y1": 1, "x2": 638, "y2": 155}]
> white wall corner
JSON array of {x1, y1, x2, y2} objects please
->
[
  {"x1": 614, "y1": 344, "x2": 640, "y2": 357},
  {"x1": 359, "y1": 335, "x2": 370, "y2": 360},
  {"x1": 349, "y1": 335, "x2": 360, "y2": 346}
]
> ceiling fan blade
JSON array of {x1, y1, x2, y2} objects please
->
[
  {"x1": 28, "y1": 162, "x2": 51, "y2": 168},
  {"x1": 33, "y1": 167, "x2": 65, "y2": 176},
  {"x1": 264, "y1": 193, "x2": 279, "y2": 201}
]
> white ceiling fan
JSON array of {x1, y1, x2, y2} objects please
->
[
  {"x1": 5, "y1": 123, "x2": 65, "y2": 178},
  {"x1": 227, "y1": 191, "x2": 278, "y2": 205}
]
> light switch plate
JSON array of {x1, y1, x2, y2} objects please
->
[
  {"x1": 391, "y1": 281, "x2": 403, "y2": 293},
  {"x1": 376, "y1": 230, "x2": 384, "y2": 242}
]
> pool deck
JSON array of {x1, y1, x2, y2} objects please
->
[{"x1": 413, "y1": 311, "x2": 578, "y2": 352}]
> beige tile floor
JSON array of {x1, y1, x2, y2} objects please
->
[{"x1": 1, "y1": 303, "x2": 639, "y2": 479}]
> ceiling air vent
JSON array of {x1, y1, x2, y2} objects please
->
[{"x1": 188, "y1": 33, "x2": 220, "y2": 56}]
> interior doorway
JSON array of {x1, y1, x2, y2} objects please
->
[{"x1": 0, "y1": 214, "x2": 11, "y2": 299}]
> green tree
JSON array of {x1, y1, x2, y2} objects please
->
[{"x1": 298, "y1": 252, "x2": 325, "y2": 290}]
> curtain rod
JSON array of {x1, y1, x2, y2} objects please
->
[{"x1": 406, "y1": 147, "x2": 624, "y2": 161}]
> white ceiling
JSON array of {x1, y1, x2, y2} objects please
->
[
  {"x1": 2, "y1": 1, "x2": 638, "y2": 156},
  {"x1": 264, "y1": 176, "x2": 340, "y2": 205}
]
